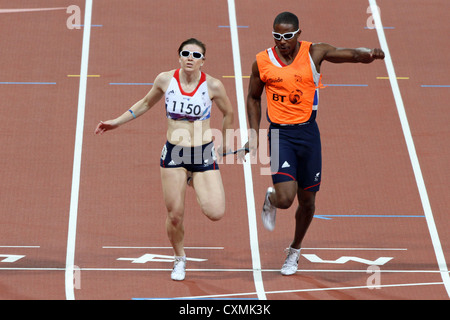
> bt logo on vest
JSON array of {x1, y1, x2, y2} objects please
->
[
  {"x1": 272, "y1": 93, "x2": 286, "y2": 103},
  {"x1": 272, "y1": 89, "x2": 303, "y2": 105},
  {"x1": 289, "y1": 89, "x2": 303, "y2": 104}
]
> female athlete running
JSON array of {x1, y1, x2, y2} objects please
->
[{"x1": 95, "y1": 38, "x2": 234, "y2": 281}]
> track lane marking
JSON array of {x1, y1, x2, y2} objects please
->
[
  {"x1": 369, "y1": 0, "x2": 450, "y2": 297},
  {"x1": 103, "y1": 246, "x2": 224, "y2": 249},
  {"x1": 67, "y1": 75, "x2": 100, "y2": 77},
  {"x1": 65, "y1": 0, "x2": 93, "y2": 301},
  {"x1": 136, "y1": 281, "x2": 444, "y2": 300},
  {"x1": 0, "y1": 7, "x2": 67, "y2": 13},
  {"x1": 1, "y1": 267, "x2": 444, "y2": 273},
  {"x1": 226, "y1": 0, "x2": 266, "y2": 300},
  {"x1": 0, "y1": 82, "x2": 56, "y2": 85}
]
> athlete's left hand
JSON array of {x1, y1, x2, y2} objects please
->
[{"x1": 94, "y1": 120, "x2": 119, "y2": 135}]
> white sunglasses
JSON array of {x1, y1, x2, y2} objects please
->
[
  {"x1": 180, "y1": 50, "x2": 204, "y2": 59},
  {"x1": 272, "y1": 29, "x2": 299, "y2": 41}
]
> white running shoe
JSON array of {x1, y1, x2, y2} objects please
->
[
  {"x1": 171, "y1": 256, "x2": 186, "y2": 281},
  {"x1": 261, "y1": 187, "x2": 276, "y2": 231},
  {"x1": 281, "y1": 247, "x2": 301, "y2": 276}
]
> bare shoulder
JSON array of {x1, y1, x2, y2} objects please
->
[
  {"x1": 310, "y1": 42, "x2": 335, "y2": 56},
  {"x1": 205, "y1": 73, "x2": 226, "y2": 96},
  {"x1": 155, "y1": 70, "x2": 175, "y2": 84},
  {"x1": 251, "y1": 60, "x2": 260, "y2": 76},
  {"x1": 310, "y1": 42, "x2": 342, "y2": 69},
  {"x1": 153, "y1": 69, "x2": 176, "y2": 92},
  {"x1": 205, "y1": 73, "x2": 223, "y2": 88}
]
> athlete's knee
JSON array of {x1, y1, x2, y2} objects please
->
[
  {"x1": 204, "y1": 208, "x2": 225, "y2": 221},
  {"x1": 207, "y1": 212, "x2": 224, "y2": 222},
  {"x1": 272, "y1": 181, "x2": 297, "y2": 209},
  {"x1": 298, "y1": 191, "x2": 316, "y2": 215},
  {"x1": 166, "y1": 205, "x2": 184, "y2": 226},
  {"x1": 298, "y1": 202, "x2": 315, "y2": 217},
  {"x1": 201, "y1": 203, "x2": 225, "y2": 222},
  {"x1": 275, "y1": 193, "x2": 295, "y2": 209}
]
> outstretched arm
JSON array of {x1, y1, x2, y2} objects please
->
[
  {"x1": 94, "y1": 72, "x2": 169, "y2": 134},
  {"x1": 310, "y1": 43, "x2": 385, "y2": 72}
]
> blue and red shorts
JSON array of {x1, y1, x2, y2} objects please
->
[{"x1": 268, "y1": 121, "x2": 322, "y2": 192}]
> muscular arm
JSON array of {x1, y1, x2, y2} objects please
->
[
  {"x1": 310, "y1": 43, "x2": 385, "y2": 72},
  {"x1": 245, "y1": 60, "x2": 266, "y2": 154}
]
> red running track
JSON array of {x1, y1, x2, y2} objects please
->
[{"x1": 0, "y1": 0, "x2": 448, "y2": 301}]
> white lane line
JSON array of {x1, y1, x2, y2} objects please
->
[
  {"x1": 170, "y1": 281, "x2": 444, "y2": 300},
  {"x1": 1, "y1": 267, "x2": 445, "y2": 274},
  {"x1": 65, "y1": 0, "x2": 93, "y2": 301},
  {"x1": 368, "y1": 0, "x2": 450, "y2": 297},
  {"x1": 102, "y1": 246, "x2": 405, "y2": 251},
  {"x1": 102, "y1": 246, "x2": 224, "y2": 250},
  {"x1": 226, "y1": 0, "x2": 266, "y2": 301},
  {"x1": 302, "y1": 248, "x2": 407, "y2": 251},
  {"x1": 0, "y1": 7, "x2": 67, "y2": 14},
  {"x1": 264, "y1": 281, "x2": 444, "y2": 296},
  {"x1": 0, "y1": 246, "x2": 40, "y2": 248}
]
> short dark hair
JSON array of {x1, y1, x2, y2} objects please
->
[
  {"x1": 273, "y1": 12, "x2": 299, "y2": 30},
  {"x1": 178, "y1": 38, "x2": 206, "y2": 56}
]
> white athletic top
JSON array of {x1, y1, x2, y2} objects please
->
[{"x1": 165, "y1": 69, "x2": 212, "y2": 121}]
